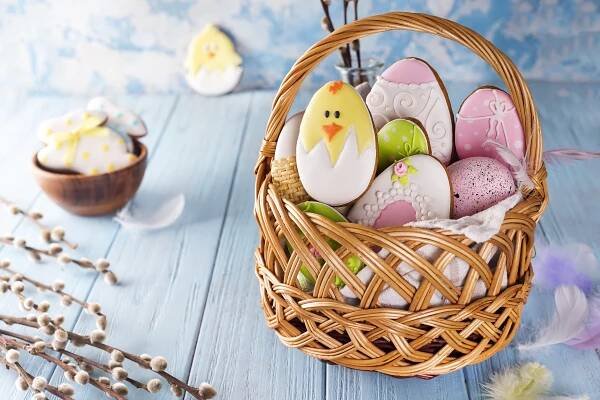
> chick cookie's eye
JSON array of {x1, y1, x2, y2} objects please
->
[
  {"x1": 334, "y1": 111, "x2": 340, "y2": 118},
  {"x1": 324, "y1": 110, "x2": 330, "y2": 118}
]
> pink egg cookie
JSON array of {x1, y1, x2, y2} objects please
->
[
  {"x1": 455, "y1": 87, "x2": 525, "y2": 162},
  {"x1": 366, "y1": 58, "x2": 454, "y2": 165},
  {"x1": 348, "y1": 154, "x2": 451, "y2": 228},
  {"x1": 448, "y1": 157, "x2": 516, "y2": 219}
]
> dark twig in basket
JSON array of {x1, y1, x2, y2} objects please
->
[
  {"x1": 352, "y1": 0, "x2": 362, "y2": 68},
  {"x1": 319, "y1": 0, "x2": 352, "y2": 67}
]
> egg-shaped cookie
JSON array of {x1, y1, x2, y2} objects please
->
[
  {"x1": 184, "y1": 24, "x2": 243, "y2": 96},
  {"x1": 37, "y1": 110, "x2": 137, "y2": 175},
  {"x1": 448, "y1": 157, "x2": 516, "y2": 218},
  {"x1": 377, "y1": 118, "x2": 429, "y2": 173},
  {"x1": 271, "y1": 112, "x2": 309, "y2": 203},
  {"x1": 455, "y1": 86, "x2": 525, "y2": 163},
  {"x1": 296, "y1": 81, "x2": 377, "y2": 206},
  {"x1": 366, "y1": 58, "x2": 453, "y2": 165},
  {"x1": 348, "y1": 154, "x2": 451, "y2": 228}
]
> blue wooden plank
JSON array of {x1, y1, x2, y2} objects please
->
[
  {"x1": 0, "y1": 95, "x2": 178, "y2": 399},
  {"x1": 184, "y1": 91, "x2": 326, "y2": 400},
  {"x1": 46, "y1": 93, "x2": 253, "y2": 399}
]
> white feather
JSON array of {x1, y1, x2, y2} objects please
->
[
  {"x1": 519, "y1": 285, "x2": 589, "y2": 351},
  {"x1": 114, "y1": 194, "x2": 185, "y2": 231},
  {"x1": 483, "y1": 139, "x2": 535, "y2": 190}
]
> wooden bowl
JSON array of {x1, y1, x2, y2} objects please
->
[{"x1": 32, "y1": 140, "x2": 147, "y2": 216}]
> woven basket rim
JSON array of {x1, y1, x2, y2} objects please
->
[{"x1": 252, "y1": 11, "x2": 549, "y2": 378}]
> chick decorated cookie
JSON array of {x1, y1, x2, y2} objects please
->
[
  {"x1": 296, "y1": 81, "x2": 377, "y2": 206},
  {"x1": 87, "y1": 97, "x2": 147, "y2": 152},
  {"x1": 37, "y1": 110, "x2": 137, "y2": 175},
  {"x1": 184, "y1": 24, "x2": 243, "y2": 96}
]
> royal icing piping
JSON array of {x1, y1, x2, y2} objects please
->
[
  {"x1": 455, "y1": 88, "x2": 525, "y2": 159},
  {"x1": 367, "y1": 78, "x2": 453, "y2": 165},
  {"x1": 297, "y1": 81, "x2": 376, "y2": 206}
]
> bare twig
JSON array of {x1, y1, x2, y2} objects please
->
[
  {"x1": 0, "y1": 316, "x2": 215, "y2": 399},
  {"x1": 319, "y1": 0, "x2": 352, "y2": 67},
  {"x1": 0, "y1": 236, "x2": 118, "y2": 285}
]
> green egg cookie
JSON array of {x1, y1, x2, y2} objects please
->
[
  {"x1": 287, "y1": 201, "x2": 364, "y2": 291},
  {"x1": 377, "y1": 118, "x2": 430, "y2": 173}
]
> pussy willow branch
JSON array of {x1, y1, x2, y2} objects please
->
[
  {"x1": 0, "y1": 315, "x2": 213, "y2": 399},
  {"x1": 319, "y1": 0, "x2": 352, "y2": 67},
  {"x1": 0, "y1": 197, "x2": 77, "y2": 249},
  {"x1": 0, "y1": 262, "x2": 107, "y2": 330},
  {"x1": 1, "y1": 334, "x2": 125, "y2": 400},
  {"x1": 0, "y1": 236, "x2": 118, "y2": 285},
  {"x1": 352, "y1": 0, "x2": 362, "y2": 68},
  {"x1": 0, "y1": 359, "x2": 73, "y2": 400}
]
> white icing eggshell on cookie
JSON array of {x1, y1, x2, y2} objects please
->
[
  {"x1": 366, "y1": 58, "x2": 453, "y2": 165},
  {"x1": 296, "y1": 81, "x2": 377, "y2": 206},
  {"x1": 347, "y1": 154, "x2": 451, "y2": 228}
]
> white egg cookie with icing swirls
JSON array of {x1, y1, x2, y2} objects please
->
[
  {"x1": 366, "y1": 58, "x2": 453, "y2": 165},
  {"x1": 347, "y1": 154, "x2": 451, "y2": 228},
  {"x1": 296, "y1": 81, "x2": 377, "y2": 207},
  {"x1": 37, "y1": 110, "x2": 137, "y2": 176}
]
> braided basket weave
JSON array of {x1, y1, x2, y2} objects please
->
[{"x1": 253, "y1": 12, "x2": 549, "y2": 378}]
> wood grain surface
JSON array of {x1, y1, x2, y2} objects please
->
[{"x1": 0, "y1": 83, "x2": 598, "y2": 399}]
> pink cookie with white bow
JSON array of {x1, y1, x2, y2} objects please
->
[
  {"x1": 366, "y1": 58, "x2": 454, "y2": 165},
  {"x1": 347, "y1": 154, "x2": 451, "y2": 228},
  {"x1": 455, "y1": 86, "x2": 525, "y2": 162}
]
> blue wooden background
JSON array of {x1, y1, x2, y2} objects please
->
[
  {"x1": 0, "y1": 80, "x2": 599, "y2": 399},
  {"x1": 1, "y1": 0, "x2": 599, "y2": 94}
]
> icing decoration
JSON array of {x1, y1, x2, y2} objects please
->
[
  {"x1": 455, "y1": 87, "x2": 525, "y2": 163},
  {"x1": 296, "y1": 81, "x2": 377, "y2": 206},
  {"x1": 287, "y1": 201, "x2": 364, "y2": 291},
  {"x1": 377, "y1": 118, "x2": 429, "y2": 173},
  {"x1": 37, "y1": 109, "x2": 137, "y2": 175},
  {"x1": 366, "y1": 58, "x2": 453, "y2": 165},
  {"x1": 348, "y1": 154, "x2": 451, "y2": 228},
  {"x1": 184, "y1": 24, "x2": 243, "y2": 96},
  {"x1": 448, "y1": 157, "x2": 516, "y2": 218},
  {"x1": 87, "y1": 97, "x2": 147, "y2": 151}
]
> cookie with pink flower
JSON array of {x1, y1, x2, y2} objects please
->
[{"x1": 347, "y1": 154, "x2": 452, "y2": 228}]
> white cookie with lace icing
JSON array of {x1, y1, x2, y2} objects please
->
[{"x1": 366, "y1": 58, "x2": 453, "y2": 165}]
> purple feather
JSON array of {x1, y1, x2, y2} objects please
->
[
  {"x1": 567, "y1": 295, "x2": 600, "y2": 349},
  {"x1": 533, "y1": 244, "x2": 600, "y2": 295}
]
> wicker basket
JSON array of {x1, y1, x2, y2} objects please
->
[{"x1": 253, "y1": 12, "x2": 548, "y2": 378}]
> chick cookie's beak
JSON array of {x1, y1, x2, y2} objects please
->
[{"x1": 322, "y1": 123, "x2": 343, "y2": 141}]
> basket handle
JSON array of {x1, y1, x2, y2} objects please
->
[{"x1": 258, "y1": 12, "x2": 543, "y2": 173}]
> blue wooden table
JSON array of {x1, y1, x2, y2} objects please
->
[{"x1": 0, "y1": 82, "x2": 599, "y2": 399}]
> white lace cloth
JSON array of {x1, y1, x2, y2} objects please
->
[{"x1": 340, "y1": 192, "x2": 521, "y2": 307}]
